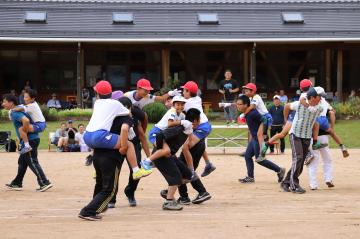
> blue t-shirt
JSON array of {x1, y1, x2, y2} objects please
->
[
  {"x1": 245, "y1": 109, "x2": 264, "y2": 140},
  {"x1": 11, "y1": 111, "x2": 39, "y2": 142}
]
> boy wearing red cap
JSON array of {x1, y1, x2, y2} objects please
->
[
  {"x1": 124, "y1": 78, "x2": 181, "y2": 110},
  {"x1": 84, "y1": 80, "x2": 151, "y2": 180}
]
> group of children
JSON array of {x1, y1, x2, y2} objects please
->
[{"x1": 2, "y1": 77, "x2": 349, "y2": 221}]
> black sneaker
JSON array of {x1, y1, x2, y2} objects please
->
[
  {"x1": 127, "y1": 196, "x2": 137, "y2": 207},
  {"x1": 201, "y1": 163, "x2": 216, "y2": 177},
  {"x1": 326, "y1": 181, "x2": 335, "y2": 188},
  {"x1": 160, "y1": 189, "x2": 168, "y2": 200},
  {"x1": 291, "y1": 186, "x2": 306, "y2": 194},
  {"x1": 277, "y1": 168, "x2": 286, "y2": 183},
  {"x1": 280, "y1": 182, "x2": 291, "y2": 192},
  {"x1": 177, "y1": 196, "x2": 191, "y2": 205},
  {"x1": 238, "y1": 176, "x2": 255, "y2": 183},
  {"x1": 85, "y1": 155, "x2": 93, "y2": 166},
  {"x1": 192, "y1": 192, "x2": 211, "y2": 204},
  {"x1": 5, "y1": 183, "x2": 23, "y2": 191},
  {"x1": 36, "y1": 183, "x2": 53, "y2": 192},
  {"x1": 78, "y1": 214, "x2": 102, "y2": 221}
]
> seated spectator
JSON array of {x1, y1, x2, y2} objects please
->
[
  {"x1": 66, "y1": 119, "x2": 78, "y2": 132},
  {"x1": 279, "y1": 89, "x2": 288, "y2": 103},
  {"x1": 47, "y1": 93, "x2": 62, "y2": 109},
  {"x1": 57, "y1": 127, "x2": 79, "y2": 152},
  {"x1": 51, "y1": 123, "x2": 67, "y2": 145},
  {"x1": 291, "y1": 90, "x2": 301, "y2": 102},
  {"x1": 75, "y1": 124, "x2": 90, "y2": 152},
  {"x1": 19, "y1": 89, "x2": 26, "y2": 105}
]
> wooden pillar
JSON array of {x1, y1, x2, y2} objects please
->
[
  {"x1": 336, "y1": 49, "x2": 343, "y2": 102},
  {"x1": 161, "y1": 48, "x2": 170, "y2": 88},
  {"x1": 243, "y1": 49, "x2": 249, "y2": 84},
  {"x1": 250, "y1": 43, "x2": 256, "y2": 83},
  {"x1": 76, "y1": 42, "x2": 84, "y2": 108},
  {"x1": 325, "y1": 49, "x2": 331, "y2": 92}
]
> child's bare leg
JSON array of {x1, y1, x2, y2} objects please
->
[
  {"x1": 327, "y1": 128, "x2": 342, "y2": 145},
  {"x1": 125, "y1": 141, "x2": 138, "y2": 169},
  {"x1": 19, "y1": 126, "x2": 29, "y2": 144},
  {"x1": 149, "y1": 142, "x2": 171, "y2": 161},
  {"x1": 201, "y1": 150, "x2": 217, "y2": 177},
  {"x1": 202, "y1": 151, "x2": 210, "y2": 163},
  {"x1": 166, "y1": 186, "x2": 177, "y2": 200}
]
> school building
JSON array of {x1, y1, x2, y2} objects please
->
[{"x1": 0, "y1": 0, "x2": 360, "y2": 107}]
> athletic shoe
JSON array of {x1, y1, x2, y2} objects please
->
[
  {"x1": 201, "y1": 163, "x2": 216, "y2": 177},
  {"x1": 132, "y1": 168, "x2": 152, "y2": 180},
  {"x1": 291, "y1": 186, "x2": 306, "y2": 194},
  {"x1": 177, "y1": 196, "x2": 191, "y2": 205},
  {"x1": 36, "y1": 183, "x2": 53, "y2": 192},
  {"x1": 85, "y1": 155, "x2": 93, "y2": 166},
  {"x1": 326, "y1": 181, "x2": 335, "y2": 188},
  {"x1": 56, "y1": 147, "x2": 63, "y2": 152},
  {"x1": 312, "y1": 142, "x2": 328, "y2": 150},
  {"x1": 304, "y1": 151, "x2": 315, "y2": 166},
  {"x1": 277, "y1": 168, "x2": 286, "y2": 183},
  {"x1": 19, "y1": 145, "x2": 32, "y2": 154},
  {"x1": 160, "y1": 189, "x2": 168, "y2": 200},
  {"x1": 238, "y1": 176, "x2": 255, "y2": 183},
  {"x1": 192, "y1": 192, "x2": 211, "y2": 204},
  {"x1": 280, "y1": 182, "x2": 291, "y2": 192},
  {"x1": 162, "y1": 200, "x2": 183, "y2": 211},
  {"x1": 260, "y1": 142, "x2": 268, "y2": 157},
  {"x1": 340, "y1": 145, "x2": 349, "y2": 158},
  {"x1": 5, "y1": 183, "x2": 23, "y2": 191},
  {"x1": 107, "y1": 203, "x2": 116, "y2": 209},
  {"x1": 141, "y1": 159, "x2": 152, "y2": 171},
  {"x1": 78, "y1": 214, "x2": 102, "y2": 221},
  {"x1": 310, "y1": 187, "x2": 318, "y2": 190}
]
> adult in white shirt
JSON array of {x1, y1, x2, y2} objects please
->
[
  {"x1": 47, "y1": 93, "x2": 62, "y2": 109},
  {"x1": 75, "y1": 124, "x2": 89, "y2": 152}
]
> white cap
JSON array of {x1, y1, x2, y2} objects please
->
[
  {"x1": 307, "y1": 86, "x2": 327, "y2": 98},
  {"x1": 273, "y1": 95, "x2": 281, "y2": 100},
  {"x1": 172, "y1": 95, "x2": 188, "y2": 104}
]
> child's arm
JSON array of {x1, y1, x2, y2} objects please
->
[
  {"x1": 299, "y1": 96, "x2": 309, "y2": 108},
  {"x1": 119, "y1": 124, "x2": 129, "y2": 155},
  {"x1": 257, "y1": 123, "x2": 264, "y2": 152},
  {"x1": 244, "y1": 104, "x2": 256, "y2": 115},
  {"x1": 283, "y1": 103, "x2": 291, "y2": 122},
  {"x1": 137, "y1": 123, "x2": 151, "y2": 157},
  {"x1": 167, "y1": 119, "x2": 181, "y2": 128},
  {"x1": 11, "y1": 106, "x2": 25, "y2": 112}
]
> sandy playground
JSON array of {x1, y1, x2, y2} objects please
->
[{"x1": 0, "y1": 149, "x2": 359, "y2": 239}]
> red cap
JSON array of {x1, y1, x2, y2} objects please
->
[
  {"x1": 137, "y1": 79, "x2": 153, "y2": 91},
  {"x1": 300, "y1": 79, "x2": 313, "y2": 90},
  {"x1": 242, "y1": 83, "x2": 257, "y2": 93},
  {"x1": 93, "y1": 80, "x2": 112, "y2": 95},
  {"x1": 181, "y1": 81, "x2": 198, "y2": 94}
]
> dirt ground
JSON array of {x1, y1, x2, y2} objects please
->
[{"x1": 0, "y1": 149, "x2": 359, "y2": 239}]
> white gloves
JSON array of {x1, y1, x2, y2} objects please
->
[
  {"x1": 168, "y1": 89, "x2": 182, "y2": 97},
  {"x1": 181, "y1": 120, "x2": 193, "y2": 135},
  {"x1": 128, "y1": 127, "x2": 136, "y2": 140},
  {"x1": 219, "y1": 102, "x2": 232, "y2": 108}
]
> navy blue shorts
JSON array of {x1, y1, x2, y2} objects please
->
[
  {"x1": 193, "y1": 122, "x2": 212, "y2": 140},
  {"x1": 148, "y1": 126, "x2": 162, "y2": 145},
  {"x1": 317, "y1": 116, "x2": 330, "y2": 131},
  {"x1": 33, "y1": 122, "x2": 46, "y2": 133}
]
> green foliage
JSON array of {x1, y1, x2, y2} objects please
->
[
  {"x1": 332, "y1": 97, "x2": 360, "y2": 119},
  {"x1": 0, "y1": 109, "x2": 9, "y2": 121},
  {"x1": 57, "y1": 108, "x2": 93, "y2": 119},
  {"x1": 142, "y1": 102, "x2": 167, "y2": 123}
]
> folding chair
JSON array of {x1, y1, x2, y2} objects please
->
[
  {"x1": 48, "y1": 132, "x2": 57, "y2": 151},
  {"x1": 0, "y1": 131, "x2": 11, "y2": 152}
]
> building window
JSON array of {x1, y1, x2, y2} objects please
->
[
  {"x1": 113, "y1": 13, "x2": 134, "y2": 24},
  {"x1": 282, "y1": 12, "x2": 304, "y2": 24},
  {"x1": 198, "y1": 13, "x2": 219, "y2": 25},
  {"x1": 25, "y1": 11, "x2": 47, "y2": 23}
]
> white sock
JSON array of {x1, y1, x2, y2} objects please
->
[
  {"x1": 145, "y1": 158, "x2": 152, "y2": 163},
  {"x1": 24, "y1": 142, "x2": 30, "y2": 147},
  {"x1": 132, "y1": 167, "x2": 139, "y2": 172}
]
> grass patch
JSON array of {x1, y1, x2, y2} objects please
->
[{"x1": 0, "y1": 120, "x2": 359, "y2": 150}]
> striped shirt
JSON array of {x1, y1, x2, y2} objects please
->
[{"x1": 289, "y1": 101, "x2": 322, "y2": 139}]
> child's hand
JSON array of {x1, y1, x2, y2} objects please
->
[{"x1": 119, "y1": 146, "x2": 127, "y2": 155}]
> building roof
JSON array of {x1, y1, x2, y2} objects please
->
[{"x1": 1, "y1": 0, "x2": 360, "y2": 42}]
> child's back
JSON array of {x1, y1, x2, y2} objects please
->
[
  {"x1": 155, "y1": 107, "x2": 185, "y2": 130},
  {"x1": 24, "y1": 101, "x2": 45, "y2": 123},
  {"x1": 250, "y1": 94, "x2": 269, "y2": 115}
]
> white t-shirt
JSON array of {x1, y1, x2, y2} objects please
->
[
  {"x1": 75, "y1": 132, "x2": 85, "y2": 145},
  {"x1": 250, "y1": 94, "x2": 268, "y2": 115},
  {"x1": 184, "y1": 96, "x2": 208, "y2": 124},
  {"x1": 86, "y1": 99, "x2": 129, "y2": 132},
  {"x1": 23, "y1": 102, "x2": 45, "y2": 123},
  {"x1": 155, "y1": 107, "x2": 185, "y2": 130},
  {"x1": 319, "y1": 97, "x2": 332, "y2": 117},
  {"x1": 124, "y1": 90, "x2": 156, "y2": 109}
]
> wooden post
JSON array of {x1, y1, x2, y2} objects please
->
[
  {"x1": 250, "y1": 43, "x2": 256, "y2": 83},
  {"x1": 336, "y1": 49, "x2": 343, "y2": 102},
  {"x1": 161, "y1": 48, "x2": 170, "y2": 88},
  {"x1": 243, "y1": 49, "x2": 249, "y2": 84},
  {"x1": 325, "y1": 49, "x2": 331, "y2": 92},
  {"x1": 76, "y1": 42, "x2": 84, "y2": 108}
]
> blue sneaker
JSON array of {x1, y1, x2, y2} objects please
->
[
  {"x1": 19, "y1": 145, "x2": 32, "y2": 154},
  {"x1": 141, "y1": 159, "x2": 152, "y2": 171}
]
